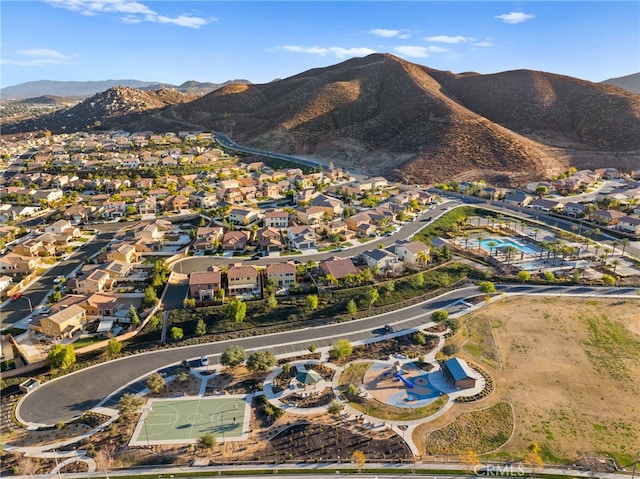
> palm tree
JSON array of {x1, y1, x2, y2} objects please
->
[
  {"x1": 621, "y1": 238, "x2": 630, "y2": 257},
  {"x1": 477, "y1": 235, "x2": 484, "y2": 252},
  {"x1": 504, "y1": 245, "x2": 518, "y2": 264},
  {"x1": 612, "y1": 259, "x2": 620, "y2": 274},
  {"x1": 463, "y1": 232, "x2": 471, "y2": 250},
  {"x1": 417, "y1": 250, "x2": 430, "y2": 266},
  {"x1": 611, "y1": 240, "x2": 619, "y2": 256},
  {"x1": 487, "y1": 240, "x2": 497, "y2": 257}
]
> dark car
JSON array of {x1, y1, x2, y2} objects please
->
[{"x1": 384, "y1": 324, "x2": 395, "y2": 334}]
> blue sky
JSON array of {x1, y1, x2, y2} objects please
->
[{"x1": 1, "y1": 1, "x2": 638, "y2": 88}]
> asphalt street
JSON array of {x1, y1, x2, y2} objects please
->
[
  {"x1": 0, "y1": 232, "x2": 115, "y2": 327},
  {"x1": 16, "y1": 284, "x2": 639, "y2": 425}
]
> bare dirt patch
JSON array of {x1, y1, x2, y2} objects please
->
[{"x1": 459, "y1": 296, "x2": 640, "y2": 464}]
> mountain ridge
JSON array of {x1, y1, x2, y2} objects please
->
[{"x1": 3, "y1": 53, "x2": 639, "y2": 186}]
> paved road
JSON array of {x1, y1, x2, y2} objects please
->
[
  {"x1": 172, "y1": 203, "x2": 448, "y2": 274},
  {"x1": 16, "y1": 284, "x2": 639, "y2": 425},
  {"x1": 0, "y1": 232, "x2": 114, "y2": 327}
]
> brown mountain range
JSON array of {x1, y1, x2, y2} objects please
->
[{"x1": 5, "y1": 54, "x2": 639, "y2": 185}]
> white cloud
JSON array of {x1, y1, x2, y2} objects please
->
[
  {"x1": 1, "y1": 48, "x2": 74, "y2": 66},
  {"x1": 370, "y1": 29, "x2": 401, "y2": 38},
  {"x1": 427, "y1": 45, "x2": 448, "y2": 53},
  {"x1": 44, "y1": 0, "x2": 210, "y2": 28},
  {"x1": 495, "y1": 12, "x2": 535, "y2": 24},
  {"x1": 424, "y1": 35, "x2": 471, "y2": 44},
  {"x1": 369, "y1": 29, "x2": 412, "y2": 40},
  {"x1": 473, "y1": 40, "x2": 493, "y2": 48},
  {"x1": 279, "y1": 46, "x2": 377, "y2": 58},
  {"x1": 393, "y1": 46, "x2": 430, "y2": 58}
]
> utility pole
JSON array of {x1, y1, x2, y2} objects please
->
[{"x1": 632, "y1": 448, "x2": 639, "y2": 479}]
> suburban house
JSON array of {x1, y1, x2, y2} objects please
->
[
  {"x1": 295, "y1": 206, "x2": 326, "y2": 225},
  {"x1": 617, "y1": 216, "x2": 640, "y2": 235},
  {"x1": 442, "y1": 357, "x2": 477, "y2": 389},
  {"x1": 310, "y1": 194, "x2": 344, "y2": 217},
  {"x1": 63, "y1": 205, "x2": 95, "y2": 224},
  {"x1": 590, "y1": 209, "x2": 625, "y2": 226},
  {"x1": 12, "y1": 238, "x2": 56, "y2": 257},
  {"x1": 103, "y1": 260, "x2": 133, "y2": 279},
  {"x1": 44, "y1": 219, "x2": 79, "y2": 237},
  {"x1": 189, "y1": 269, "x2": 222, "y2": 302},
  {"x1": 393, "y1": 239, "x2": 430, "y2": 266},
  {"x1": 193, "y1": 226, "x2": 224, "y2": 251},
  {"x1": 135, "y1": 197, "x2": 157, "y2": 215},
  {"x1": 226, "y1": 264, "x2": 260, "y2": 297},
  {"x1": 72, "y1": 269, "x2": 111, "y2": 294},
  {"x1": 80, "y1": 293, "x2": 126, "y2": 318},
  {"x1": 319, "y1": 256, "x2": 360, "y2": 280},
  {"x1": 258, "y1": 227, "x2": 284, "y2": 252},
  {"x1": 190, "y1": 191, "x2": 218, "y2": 209},
  {"x1": 228, "y1": 207, "x2": 261, "y2": 226},
  {"x1": 286, "y1": 226, "x2": 317, "y2": 250},
  {"x1": 29, "y1": 304, "x2": 87, "y2": 340},
  {"x1": 133, "y1": 223, "x2": 165, "y2": 241},
  {"x1": 361, "y1": 249, "x2": 402, "y2": 274},
  {"x1": 107, "y1": 244, "x2": 139, "y2": 264},
  {"x1": 563, "y1": 202, "x2": 587, "y2": 218},
  {"x1": 503, "y1": 190, "x2": 533, "y2": 207},
  {"x1": 264, "y1": 209, "x2": 289, "y2": 229},
  {"x1": 222, "y1": 231, "x2": 249, "y2": 251},
  {"x1": 527, "y1": 198, "x2": 564, "y2": 212},
  {"x1": 266, "y1": 262, "x2": 297, "y2": 290},
  {"x1": 0, "y1": 253, "x2": 40, "y2": 274}
]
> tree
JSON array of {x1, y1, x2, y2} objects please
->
[
  {"x1": 543, "y1": 271, "x2": 555, "y2": 282},
  {"x1": 183, "y1": 297, "x2": 196, "y2": 308},
  {"x1": 305, "y1": 294, "x2": 319, "y2": 311},
  {"x1": 128, "y1": 305, "x2": 140, "y2": 327},
  {"x1": 461, "y1": 449, "x2": 480, "y2": 473},
  {"x1": 266, "y1": 293, "x2": 278, "y2": 310},
  {"x1": 146, "y1": 373, "x2": 165, "y2": 393},
  {"x1": 524, "y1": 442, "x2": 544, "y2": 475},
  {"x1": 330, "y1": 339, "x2": 353, "y2": 360},
  {"x1": 46, "y1": 344, "x2": 76, "y2": 370},
  {"x1": 246, "y1": 350, "x2": 277, "y2": 372},
  {"x1": 18, "y1": 456, "x2": 38, "y2": 479},
  {"x1": 346, "y1": 299, "x2": 358, "y2": 317},
  {"x1": 442, "y1": 344, "x2": 459, "y2": 356},
  {"x1": 365, "y1": 287, "x2": 379, "y2": 308},
  {"x1": 431, "y1": 310, "x2": 449, "y2": 323},
  {"x1": 170, "y1": 327, "x2": 184, "y2": 340},
  {"x1": 197, "y1": 433, "x2": 217, "y2": 450},
  {"x1": 175, "y1": 370, "x2": 190, "y2": 383},
  {"x1": 351, "y1": 450, "x2": 366, "y2": 471},
  {"x1": 328, "y1": 400, "x2": 343, "y2": 415},
  {"x1": 225, "y1": 299, "x2": 247, "y2": 322},
  {"x1": 517, "y1": 270, "x2": 531, "y2": 283},
  {"x1": 410, "y1": 272, "x2": 425, "y2": 288},
  {"x1": 445, "y1": 317, "x2": 460, "y2": 333},
  {"x1": 478, "y1": 281, "x2": 496, "y2": 293},
  {"x1": 221, "y1": 345, "x2": 246, "y2": 368},
  {"x1": 601, "y1": 274, "x2": 615, "y2": 286},
  {"x1": 105, "y1": 338, "x2": 122, "y2": 357},
  {"x1": 94, "y1": 444, "x2": 115, "y2": 479},
  {"x1": 118, "y1": 393, "x2": 143, "y2": 419},
  {"x1": 195, "y1": 318, "x2": 207, "y2": 336},
  {"x1": 143, "y1": 285, "x2": 159, "y2": 307}
]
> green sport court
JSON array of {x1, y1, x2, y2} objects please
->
[{"x1": 130, "y1": 395, "x2": 250, "y2": 446}]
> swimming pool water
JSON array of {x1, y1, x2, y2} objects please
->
[{"x1": 479, "y1": 238, "x2": 539, "y2": 255}]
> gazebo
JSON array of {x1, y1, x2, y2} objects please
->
[{"x1": 295, "y1": 370, "x2": 322, "y2": 389}]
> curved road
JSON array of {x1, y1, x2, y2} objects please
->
[{"x1": 16, "y1": 284, "x2": 638, "y2": 425}]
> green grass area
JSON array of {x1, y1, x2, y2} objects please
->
[
  {"x1": 462, "y1": 316, "x2": 501, "y2": 368},
  {"x1": 280, "y1": 250, "x2": 303, "y2": 256},
  {"x1": 347, "y1": 394, "x2": 449, "y2": 422},
  {"x1": 414, "y1": 206, "x2": 476, "y2": 243},
  {"x1": 76, "y1": 237, "x2": 90, "y2": 242},
  {"x1": 581, "y1": 312, "x2": 640, "y2": 381},
  {"x1": 425, "y1": 402, "x2": 514, "y2": 454},
  {"x1": 338, "y1": 362, "x2": 372, "y2": 387},
  {"x1": 0, "y1": 327, "x2": 26, "y2": 336},
  {"x1": 72, "y1": 336, "x2": 104, "y2": 349}
]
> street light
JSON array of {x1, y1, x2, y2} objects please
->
[
  {"x1": 22, "y1": 295, "x2": 33, "y2": 312},
  {"x1": 219, "y1": 413, "x2": 225, "y2": 444}
]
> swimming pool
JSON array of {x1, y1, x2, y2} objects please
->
[{"x1": 479, "y1": 238, "x2": 540, "y2": 255}]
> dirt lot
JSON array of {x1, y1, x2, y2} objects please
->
[{"x1": 417, "y1": 296, "x2": 640, "y2": 465}]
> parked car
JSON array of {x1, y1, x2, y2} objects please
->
[
  {"x1": 53, "y1": 275, "x2": 65, "y2": 284},
  {"x1": 11, "y1": 292, "x2": 23, "y2": 301},
  {"x1": 200, "y1": 355, "x2": 209, "y2": 366},
  {"x1": 36, "y1": 306, "x2": 51, "y2": 315},
  {"x1": 384, "y1": 324, "x2": 395, "y2": 334}
]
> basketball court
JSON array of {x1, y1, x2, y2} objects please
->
[{"x1": 130, "y1": 395, "x2": 250, "y2": 446}]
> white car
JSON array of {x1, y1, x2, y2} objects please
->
[
  {"x1": 53, "y1": 275, "x2": 65, "y2": 284},
  {"x1": 200, "y1": 355, "x2": 209, "y2": 366}
]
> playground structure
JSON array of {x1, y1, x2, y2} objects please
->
[{"x1": 383, "y1": 361, "x2": 415, "y2": 389}]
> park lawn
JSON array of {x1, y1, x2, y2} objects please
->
[
  {"x1": 443, "y1": 296, "x2": 640, "y2": 465},
  {"x1": 349, "y1": 394, "x2": 449, "y2": 422},
  {"x1": 338, "y1": 362, "x2": 372, "y2": 387},
  {"x1": 424, "y1": 401, "x2": 514, "y2": 455},
  {"x1": 72, "y1": 336, "x2": 104, "y2": 349}
]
